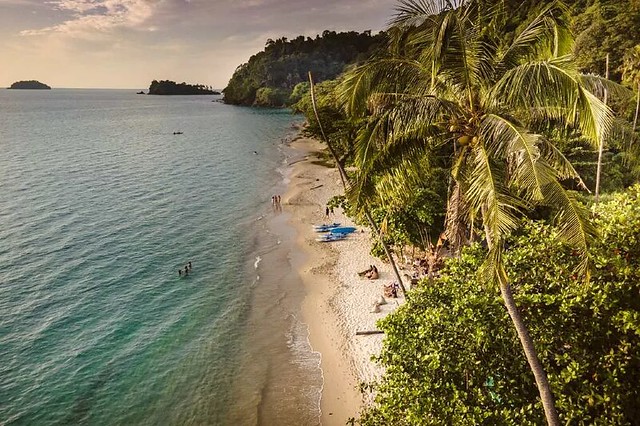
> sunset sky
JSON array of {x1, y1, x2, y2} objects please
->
[{"x1": 0, "y1": 0, "x2": 394, "y2": 89}]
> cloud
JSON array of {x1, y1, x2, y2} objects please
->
[{"x1": 19, "y1": 0, "x2": 155, "y2": 36}]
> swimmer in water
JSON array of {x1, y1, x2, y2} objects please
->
[{"x1": 188, "y1": 261, "x2": 192, "y2": 270}]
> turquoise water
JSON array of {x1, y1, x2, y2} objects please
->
[{"x1": 0, "y1": 90, "x2": 321, "y2": 425}]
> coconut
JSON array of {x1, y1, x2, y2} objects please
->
[{"x1": 458, "y1": 135, "x2": 471, "y2": 145}]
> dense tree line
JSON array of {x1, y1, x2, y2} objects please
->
[
  {"x1": 148, "y1": 80, "x2": 215, "y2": 95},
  {"x1": 222, "y1": 31, "x2": 385, "y2": 106}
]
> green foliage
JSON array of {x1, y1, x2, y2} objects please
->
[
  {"x1": 223, "y1": 31, "x2": 385, "y2": 107},
  {"x1": 360, "y1": 186, "x2": 640, "y2": 425},
  {"x1": 289, "y1": 82, "x2": 310, "y2": 105},
  {"x1": 147, "y1": 80, "x2": 214, "y2": 95},
  {"x1": 254, "y1": 87, "x2": 290, "y2": 107},
  {"x1": 572, "y1": 0, "x2": 640, "y2": 81},
  {"x1": 293, "y1": 78, "x2": 361, "y2": 165},
  {"x1": 551, "y1": 135, "x2": 638, "y2": 192}
]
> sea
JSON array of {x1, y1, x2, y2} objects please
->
[{"x1": 0, "y1": 89, "x2": 323, "y2": 425}]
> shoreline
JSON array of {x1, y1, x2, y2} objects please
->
[{"x1": 283, "y1": 136, "x2": 405, "y2": 425}]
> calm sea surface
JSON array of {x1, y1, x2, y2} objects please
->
[{"x1": 0, "y1": 89, "x2": 321, "y2": 425}]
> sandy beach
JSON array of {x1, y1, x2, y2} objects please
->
[{"x1": 283, "y1": 136, "x2": 405, "y2": 425}]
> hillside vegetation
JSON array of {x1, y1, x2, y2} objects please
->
[{"x1": 222, "y1": 31, "x2": 385, "y2": 106}]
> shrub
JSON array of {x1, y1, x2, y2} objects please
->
[{"x1": 360, "y1": 185, "x2": 640, "y2": 425}]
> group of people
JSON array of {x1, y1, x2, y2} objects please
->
[
  {"x1": 178, "y1": 261, "x2": 193, "y2": 277},
  {"x1": 324, "y1": 205, "x2": 335, "y2": 219},
  {"x1": 358, "y1": 264, "x2": 379, "y2": 280},
  {"x1": 271, "y1": 195, "x2": 283, "y2": 212}
]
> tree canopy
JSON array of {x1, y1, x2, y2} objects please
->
[
  {"x1": 360, "y1": 185, "x2": 640, "y2": 425},
  {"x1": 222, "y1": 31, "x2": 385, "y2": 106},
  {"x1": 148, "y1": 80, "x2": 215, "y2": 95}
]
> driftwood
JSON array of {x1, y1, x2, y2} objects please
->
[
  {"x1": 310, "y1": 184, "x2": 323, "y2": 190},
  {"x1": 356, "y1": 330, "x2": 384, "y2": 336}
]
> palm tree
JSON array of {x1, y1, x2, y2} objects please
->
[{"x1": 339, "y1": 1, "x2": 614, "y2": 424}]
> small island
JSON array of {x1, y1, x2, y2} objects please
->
[
  {"x1": 147, "y1": 80, "x2": 216, "y2": 95},
  {"x1": 9, "y1": 80, "x2": 51, "y2": 90}
]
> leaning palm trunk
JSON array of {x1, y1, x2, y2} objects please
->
[
  {"x1": 497, "y1": 272, "x2": 561, "y2": 426},
  {"x1": 486, "y1": 224, "x2": 560, "y2": 424},
  {"x1": 307, "y1": 72, "x2": 407, "y2": 295}
]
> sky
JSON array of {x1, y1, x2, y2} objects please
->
[{"x1": 0, "y1": 0, "x2": 395, "y2": 89}]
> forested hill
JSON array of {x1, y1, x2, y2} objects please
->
[{"x1": 223, "y1": 30, "x2": 385, "y2": 107}]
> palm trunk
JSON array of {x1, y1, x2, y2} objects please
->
[
  {"x1": 499, "y1": 280, "x2": 560, "y2": 426},
  {"x1": 595, "y1": 53, "x2": 609, "y2": 204},
  {"x1": 485, "y1": 220, "x2": 559, "y2": 426},
  {"x1": 633, "y1": 82, "x2": 639, "y2": 132},
  {"x1": 308, "y1": 72, "x2": 406, "y2": 295}
]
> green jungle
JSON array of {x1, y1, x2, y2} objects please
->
[{"x1": 226, "y1": 1, "x2": 640, "y2": 424}]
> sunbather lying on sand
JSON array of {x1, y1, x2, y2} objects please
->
[
  {"x1": 358, "y1": 265, "x2": 374, "y2": 276},
  {"x1": 366, "y1": 265, "x2": 379, "y2": 280},
  {"x1": 384, "y1": 282, "x2": 400, "y2": 298}
]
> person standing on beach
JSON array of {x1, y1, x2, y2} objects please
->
[{"x1": 325, "y1": 206, "x2": 330, "y2": 218}]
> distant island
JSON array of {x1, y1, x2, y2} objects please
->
[
  {"x1": 9, "y1": 80, "x2": 51, "y2": 90},
  {"x1": 148, "y1": 80, "x2": 216, "y2": 95}
]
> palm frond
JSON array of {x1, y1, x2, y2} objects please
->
[
  {"x1": 391, "y1": 0, "x2": 459, "y2": 28},
  {"x1": 579, "y1": 74, "x2": 634, "y2": 102},
  {"x1": 541, "y1": 181, "x2": 596, "y2": 278},
  {"x1": 499, "y1": 1, "x2": 571, "y2": 68},
  {"x1": 490, "y1": 57, "x2": 614, "y2": 148},
  {"x1": 537, "y1": 139, "x2": 589, "y2": 190},
  {"x1": 481, "y1": 114, "x2": 547, "y2": 202},
  {"x1": 479, "y1": 241, "x2": 507, "y2": 286},
  {"x1": 339, "y1": 58, "x2": 432, "y2": 118},
  {"x1": 465, "y1": 142, "x2": 523, "y2": 244}
]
